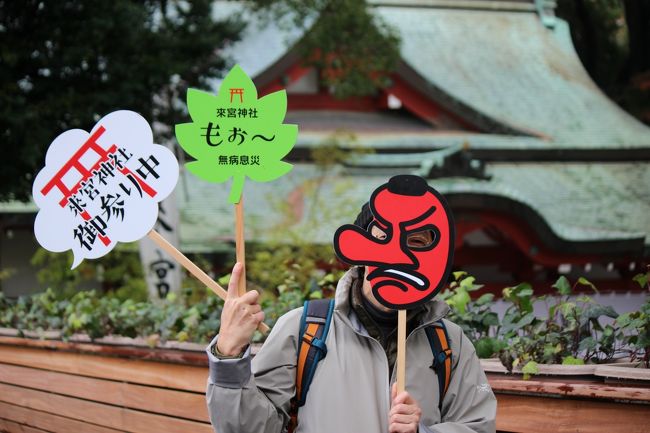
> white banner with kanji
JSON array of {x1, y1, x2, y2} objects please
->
[{"x1": 32, "y1": 110, "x2": 179, "y2": 268}]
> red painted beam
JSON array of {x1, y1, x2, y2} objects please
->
[
  {"x1": 258, "y1": 63, "x2": 313, "y2": 96},
  {"x1": 388, "y1": 75, "x2": 481, "y2": 131}
]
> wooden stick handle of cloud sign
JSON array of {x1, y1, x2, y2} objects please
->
[
  {"x1": 396, "y1": 309, "x2": 407, "y2": 393},
  {"x1": 235, "y1": 197, "x2": 246, "y2": 296},
  {"x1": 147, "y1": 229, "x2": 270, "y2": 334}
]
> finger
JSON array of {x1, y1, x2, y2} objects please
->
[
  {"x1": 391, "y1": 382, "x2": 397, "y2": 401},
  {"x1": 390, "y1": 412, "x2": 418, "y2": 424},
  {"x1": 393, "y1": 391, "x2": 414, "y2": 406},
  {"x1": 388, "y1": 422, "x2": 414, "y2": 433},
  {"x1": 252, "y1": 310, "x2": 265, "y2": 323},
  {"x1": 227, "y1": 263, "x2": 243, "y2": 299},
  {"x1": 247, "y1": 303, "x2": 262, "y2": 315},
  {"x1": 240, "y1": 289, "x2": 260, "y2": 305},
  {"x1": 390, "y1": 403, "x2": 416, "y2": 417}
]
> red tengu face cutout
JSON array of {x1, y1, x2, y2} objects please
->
[{"x1": 333, "y1": 175, "x2": 454, "y2": 309}]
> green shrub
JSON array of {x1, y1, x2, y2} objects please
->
[{"x1": 1, "y1": 266, "x2": 648, "y2": 374}]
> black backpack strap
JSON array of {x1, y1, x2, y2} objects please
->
[
  {"x1": 288, "y1": 298, "x2": 335, "y2": 432},
  {"x1": 425, "y1": 320, "x2": 453, "y2": 412}
]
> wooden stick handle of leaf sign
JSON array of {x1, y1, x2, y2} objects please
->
[
  {"x1": 235, "y1": 197, "x2": 246, "y2": 296},
  {"x1": 396, "y1": 309, "x2": 407, "y2": 393},
  {"x1": 147, "y1": 230, "x2": 270, "y2": 333}
]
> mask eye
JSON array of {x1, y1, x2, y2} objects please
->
[
  {"x1": 406, "y1": 229, "x2": 437, "y2": 250},
  {"x1": 369, "y1": 223, "x2": 388, "y2": 241}
]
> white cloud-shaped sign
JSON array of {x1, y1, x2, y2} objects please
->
[{"x1": 32, "y1": 110, "x2": 179, "y2": 268}]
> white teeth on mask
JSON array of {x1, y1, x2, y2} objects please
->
[{"x1": 384, "y1": 269, "x2": 425, "y2": 287}]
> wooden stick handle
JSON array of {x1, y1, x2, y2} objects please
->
[
  {"x1": 396, "y1": 309, "x2": 407, "y2": 393},
  {"x1": 235, "y1": 197, "x2": 246, "y2": 296},
  {"x1": 147, "y1": 230, "x2": 270, "y2": 333}
]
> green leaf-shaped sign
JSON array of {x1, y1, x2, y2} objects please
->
[{"x1": 175, "y1": 65, "x2": 298, "y2": 203}]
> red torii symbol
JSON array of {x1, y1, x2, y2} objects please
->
[{"x1": 230, "y1": 88, "x2": 244, "y2": 103}]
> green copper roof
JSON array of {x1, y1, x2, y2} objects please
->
[
  {"x1": 218, "y1": 1, "x2": 650, "y2": 149},
  {"x1": 375, "y1": 6, "x2": 650, "y2": 148},
  {"x1": 176, "y1": 162, "x2": 649, "y2": 250},
  {"x1": 182, "y1": 2, "x2": 650, "y2": 252}
]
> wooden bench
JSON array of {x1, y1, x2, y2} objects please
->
[
  {"x1": 1, "y1": 336, "x2": 649, "y2": 433},
  {"x1": 0, "y1": 337, "x2": 212, "y2": 433}
]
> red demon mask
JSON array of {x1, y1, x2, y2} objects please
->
[{"x1": 333, "y1": 175, "x2": 455, "y2": 309}]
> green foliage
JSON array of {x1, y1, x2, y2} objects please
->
[
  {"x1": 497, "y1": 276, "x2": 620, "y2": 373},
  {"x1": 0, "y1": 0, "x2": 243, "y2": 201},
  {"x1": 439, "y1": 273, "x2": 648, "y2": 377},
  {"x1": 1, "y1": 268, "x2": 648, "y2": 371},
  {"x1": 249, "y1": 0, "x2": 400, "y2": 98},
  {"x1": 562, "y1": 355, "x2": 585, "y2": 365},
  {"x1": 31, "y1": 245, "x2": 147, "y2": 300},
  {"x1": 439, "y1": 273, "x2": 504, "y2": 359},
  {"x1": 0, "y1": 287, "x2": 224, "y2": 344},
  {"x1": 615, "y1": 297, "x2": 650, "y2": 367}
]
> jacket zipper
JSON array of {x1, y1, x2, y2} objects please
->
[{"x1": 335, "y1": 310, "x2": 447, "y2": 415}]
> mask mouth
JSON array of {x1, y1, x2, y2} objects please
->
[{"x1": 368, "y1": 267, "x2": 428, "y2": 289}]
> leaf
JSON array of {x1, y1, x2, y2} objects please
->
[
  {"x1": 475, "y1": 293, "x2": 494, "y2": 306},
  {"x1": 503, "y1": 283, "x2": 534, "y2": 313},
  {"x1": 309, "y1": 289, "x2": 324, "y2": 299},
  {"x1": 616, "y1": 312, "x2": 632, "y2": 328},
  {"x1": 578, "y1": 337, "x2": 596, "y2": 352},
  {"x1": 633, "y1": 273, "x2": 649, "y2": 289},
  {"x1": 559, "y1": 302, "x2": 576, "y2": 318},
  {"x1": 449, "y1": 288, "x2": 471, "y2": 315},
  {"x1": 453, "y1": 271, "x2": 467, "y2": 281},
  {"x1": 475, "y1": 337, "x2": 497, "y2": 358},
  {"x1": 577, "y1": 277, "x2": 598, "y2": 293},
  {"x1": 175, "y1": 64, "x2": 297, "y2": 201},
  {"x1": 552, "y1": 276, "x2": 571, "y2": 296},
  {"x1": 562, "y1": 356, "x2": 585, "y2": 365},
  {"x1": 482, "y1": 312, "x2": 499, "y2": 327},
  {"x1": 583, "y1": 304, "x2": 618, "y2": 321},
  {"x1": 460, "y1": 276, "x2": 482, "y2": 292},
  {"x1": 516, "y1": 312, "x2": 536, "y2": 328},
  {"x1": 521, "y1": 360, "x2": 539, "y2": 380}
]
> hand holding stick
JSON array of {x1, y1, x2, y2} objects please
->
[{"x1": 147, "y1": 230, "x2": 270, "y2": 334}]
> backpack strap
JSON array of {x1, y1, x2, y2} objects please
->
[
  {"x1": 288, "y1": 298, "x2": 335, "y2": 432},
  {"x1": 425, "y1": 320, "x2": 452, "y2": 412}
]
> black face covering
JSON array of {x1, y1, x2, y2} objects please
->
[{"x1": 360, "y1": 291, "x2": 398, "y2": 331}]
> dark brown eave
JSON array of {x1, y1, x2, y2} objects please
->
[
  {"x1": 448, "y1": 192, "x2": 647, "y2": 259},
  {"x1": 285, "y1": 146, "x2": 650, "y2": 163}
]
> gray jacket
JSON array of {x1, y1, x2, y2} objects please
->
[{"x1": 206, "y1": 268, "x2": 497, "y2": 433}]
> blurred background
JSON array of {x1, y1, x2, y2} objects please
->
[
  {"x1": 0, "y1": 4, "x2": 649, "y2": 432},
  {"x1": 0, "y1": 0, "x2": 648, "y2": 327}
]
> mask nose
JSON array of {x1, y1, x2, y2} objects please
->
[{"x1": 334, "y1": 226, "x2": 415, "y2": 266}]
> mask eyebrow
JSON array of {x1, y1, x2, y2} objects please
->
[{"x1": 400, "y1": 205, "x2": 437, "y2": 229}]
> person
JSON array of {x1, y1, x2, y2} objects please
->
[{"x1": 206, "y1": 176, "x2": 497, "y2": 433}]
